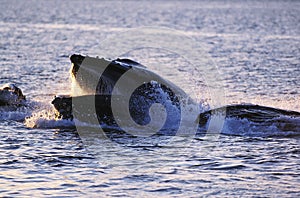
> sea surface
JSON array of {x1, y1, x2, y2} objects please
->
[{"x1": 1, "y1": 0, "x2": 300, "y2": 197}]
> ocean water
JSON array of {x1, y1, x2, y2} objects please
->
[{"x1": 1, "y1": 0, "x2": 300, "y2": 197}]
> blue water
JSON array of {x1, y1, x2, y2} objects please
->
[{"x1": 1, "y1": 0, "x2": 300, "y2": 197}]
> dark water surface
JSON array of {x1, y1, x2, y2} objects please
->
[{"x1": 1, "y1": 0, "x2": 300, "y2": 197}]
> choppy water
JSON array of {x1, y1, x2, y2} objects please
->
[{"x1": 1, "y1": 0, "x2": 300, "y2": 197}]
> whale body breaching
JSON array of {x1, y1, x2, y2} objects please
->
[{"x1": 51, "y1": 54, "x2": 300, "y2": 134}]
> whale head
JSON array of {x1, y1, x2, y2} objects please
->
[{"x1": 53, "y1": 54, "x2": 196, "y2": 131}]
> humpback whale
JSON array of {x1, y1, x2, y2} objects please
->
[
  {"x1": 54, "y1": 54, "x2": 188, "y2": 133},
  {"x1": 52, "y1": 54, "x2": 300, "y2": 134}
]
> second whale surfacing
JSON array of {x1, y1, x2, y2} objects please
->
[
  {"x1": 52, "y1": 54, "x2": 300, "y2": 136},
  {"x1": 0, "y1": 83, "x2": 26, "y2": 106}
]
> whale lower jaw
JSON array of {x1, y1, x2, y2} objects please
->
[{"x1": 52, "y1": 91, "x2": 182, "y2": 126}]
